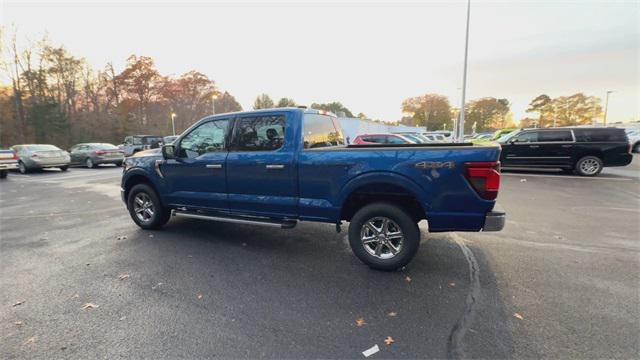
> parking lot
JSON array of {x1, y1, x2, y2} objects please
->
[{"x1": 1, "y1": 158, "x2": 639, "y2": 358}]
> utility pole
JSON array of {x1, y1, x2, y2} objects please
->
[
  {"x1": 457, "y1": 0, "x2": 471, "y2": 142},
  {"x1": 603, "y1": 90, "x2": 614, "y2": 126},
  {"x1": 212, "y1": 93, "x2": 218, "y2": 115}
]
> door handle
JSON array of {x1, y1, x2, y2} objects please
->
[
  {"x1": 206, "y1": 164, "x2": 223, "y2": 169},
  {"x1": 562, "y1": 144, "x2": 572, "y2": 148},
  {"x1": 265, "y1": 164, "x2": 285, "y2": 169},
  {"x1": 529, "y1": 145, "x2": 539, "y2": 148}
]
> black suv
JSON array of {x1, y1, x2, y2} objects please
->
[{"x1": 498, "y1": 127, "x2": 632, "y2": 176}]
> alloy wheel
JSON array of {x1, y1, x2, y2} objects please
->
[
  {"x1": 360, "y1": 216, "x2": 404, "y2": 260},
  {"x1": 133, "y1": 193, "x2": 155, "y2": 223},
  {"x1": 579, "y1": 158, "x2": 600, "y2": 175}
]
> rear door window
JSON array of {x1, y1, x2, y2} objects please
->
[
  {"x1": 234, "y1": 115, "x2": 286, "y2": 151},
  {"x1": 539, "y1": 130, "x2": 573, "y2": 142},
  {"x1": 302, "y1": 114, "x2": 345, "y2": 149}
]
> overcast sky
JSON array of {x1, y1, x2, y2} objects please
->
[{"x1": 2, "y1": 0, "x2": 639, "y2": 123}]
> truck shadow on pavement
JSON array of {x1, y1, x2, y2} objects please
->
[{"x1": 121, "y1": 218, "x2": 517, "y2": 359}]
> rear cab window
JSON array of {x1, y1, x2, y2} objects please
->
[{"x1": 302, "y1": 113, "x2": 345, "y2": 149}]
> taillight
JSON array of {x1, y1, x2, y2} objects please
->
[
  {"x1": 463, "y1": 161, "x2": 501, "y2": 200},
  {"x1": 95, "y1": 150, "x2": 107, "y2": 156},
  {"x1": 12, "y1": 151, "x2": 17, "y2": 160}
]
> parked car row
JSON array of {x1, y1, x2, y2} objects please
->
[{"x1": 1, "y1": 134, "x2": 171, "y2": 177}]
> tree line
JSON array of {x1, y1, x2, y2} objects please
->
[
  {"x1": 1, "y1": 31, "x2": 607, "y2": 148},
  {"x1": 400, "y1": 92, "x2": 604, "y2": 133}
]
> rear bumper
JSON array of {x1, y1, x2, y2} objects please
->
[
  {"x1": 483, "y1": 211, "x2": 505, "y2": 231},
  {"x1": 604, "y1": 153, "x2": 633, "y2": 167},
  {"x1": 0, "y1": 162, "x2": 18, "y2": 170}
]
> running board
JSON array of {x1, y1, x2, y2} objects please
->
[{"x1": 172, "y1": 210, "x2": 297, "y2": 229}]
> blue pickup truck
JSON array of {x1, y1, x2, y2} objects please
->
[{"x1": 121, "y1": 108, "x2": 504, "y2": 270}]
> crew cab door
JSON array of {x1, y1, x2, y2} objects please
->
[
  {"x1": 225, "y1": 113, "x2": 296, "y2": 218},
  {"x1": 536, "y1": 130, "x2": 575, "y2": 167},
  {"x1": 161, "y1": 118, "x2": 231, "y2": 211}
]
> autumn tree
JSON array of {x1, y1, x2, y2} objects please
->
[
  {"x1": 276, "y1": 97, "x2": 296, "y2": 108},
  {"x1": 526, "y1": 94, "x2": 552, "y2": 127},
  {"x1": 464, "y1": 97, "x2": 512, "y2": 133},
  {"x1": 119, "y1": 55, "x2": 162, "y2": 125},
  {"x1": 401, "y1": 94, "x2": 451, "y2": 130},
  {"x1": 253, "y1": 94, "x2": 274, "y2": 109},
  {"x1": 310, "y1": 102, "x2": 354, "y2": 117},
  {"x1": 214, "y1": 91, "x2": 242, "y2": 114}
]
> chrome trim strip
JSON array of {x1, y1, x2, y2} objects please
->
[
  {"x1": 265, "y1": 164, "x2": 285, "y2": 169},
  {"x1": 206, "y1": 164, "x2": 223, "y2": 169},
  {"x1": 505, "y1": 156, "x2": 571, "y2": 159},
  {"x1": 154, "y1": 160, "x2": 164, "y2": 178}
]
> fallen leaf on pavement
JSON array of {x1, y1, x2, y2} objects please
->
[
  {"x1": 82, "y1": 303, "x2": 99, "y2": 310},
  {"x1": 405, "y1": 276, "x2": 412, "y2": 283},
  {"x1": 149, "y1": 234, "x2": 154, "y2": 238},
  {"x1": 119, "y1": 316, "x2": 126, "y2": 321},
  {"x1": 116, "y1": 235, "x2": 127, "y2": 241},
  {"x1": 71, "y1": 294, "x2": 79, "y2": 299},
  {"x1": 384, "y1": 336, "x2": 395, "y2": 345},
  {"x1": 448, "y1": 282, "x2": 456, "y2": 287},
  {"x1": 520, "y1": 178, "x2": 527, "y2": 182},
  {"x1": 362, "y1": 344, "x2": 379, "y2": 357},
  {"x1": 513, "y1": 313, "x2": 524, "y2": 320},
  {"x1": 23, "y1": 337, "x2": 36, "y2": 345},
  {"x1": 118, "y1": 274, "x2": 130, "y2": 280},
  {"x1": 12, "y1": 300, "x2": 25, "y2": 307},
  {"x1": 15, "y1": 321, "x2": 23, "y2": 326},
  {"x1": 197, "y1": 293, "x2": 203, "y2": 300},
  {"x1": 151, "y1": 282, "x2": 163, "y2": 290},
  {"x1": 388, "y1": 311, "x2": 397, "y2": 317},
  {"x1": 356, "y1": 318, "x2": 366, "y2": 327}
]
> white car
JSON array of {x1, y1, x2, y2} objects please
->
[{"x1": 625, "y1": 128, "x2": 640, "y2": 153}]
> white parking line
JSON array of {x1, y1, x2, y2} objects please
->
[{"x1": 502, "y1": 172, "x2": 633, "y2": 181}]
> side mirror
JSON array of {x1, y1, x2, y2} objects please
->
[
  {"x1": 508, "y1": 139, "x2": 516, "y2": 144},
  {"x1": 162, "y1": 144, "x2": 176, "y2": 159}
]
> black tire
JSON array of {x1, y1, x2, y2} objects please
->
[
  {"x1": 85, "y1": 158, "x2": 94, "y2": 168},
  {"x1": 634, "y1": 142, "x2": 640, "y2": 154},
  {"x1": 18, "y1": 161, "x2": 28, "y2": 174},
  {"x1": 127, "y1": 183, "x2": 171, "y2": 230},
  {"x1": 0, "y1": 170, "x2": 7, "y2": 179},
  {"x1": 574, "y1": 156, "x2": 603, "y2": 177},
  {"x1": 115, "y1": 162, "x2": 123, "y2": 167},
  {"x1": 348, "y1": 202, "x2": 420, "y2": 271},
  {"x1": 60, "y1": 166, "x2": 69, "y2": 171}
]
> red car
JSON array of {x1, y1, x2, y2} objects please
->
[{"x1": 352, "y1": 133, "x2": 416, "y2": 145}]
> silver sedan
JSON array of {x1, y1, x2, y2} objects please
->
[{"x1": 11, "y1": 144, "x2": 71, "y2": 174}]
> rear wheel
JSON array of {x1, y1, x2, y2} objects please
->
[
  {"x1": 60, "y1": 166, "x2": 68, "y2": 171},
  {"x1": 85, "y1": 158, "x2": 94, "y2": 168},
  {"x1": 127, "y1": 184, "x2": 171, "y2": 230},
  {"x1": 574, "y1": 156, "x2": 603, "y2": 177},
  {"x1": 348, "y1": 202, "x2": 420, "y2": 271},
  {"x1": 0, "y1": 170, "x2": 7, "y2": 179},
  {"x1": 18, "y1": 161, "x2": 28, "y2": 174}
]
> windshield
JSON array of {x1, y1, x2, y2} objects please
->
[
  {"x1": 26, "y1": 145, "x2": 60, "y2": 151},
  {"x1": 496, "y1": 130, "x2": 521, "y2": 143}
]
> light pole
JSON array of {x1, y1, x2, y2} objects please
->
[
  {"x1": 211, "y1": 93, "x2": 218, "y2": 115},
  {"x1": 457, "y1": 0, "x2": 471, "y2": 142},
  {"x1": 603, "y1": 90, "x2": 614, "y2": 126},
  {"x1": 171, "y1": 113, "x2": 177, "y2": 136}
]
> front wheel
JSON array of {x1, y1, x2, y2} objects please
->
[
  {"x1": 85, "y1": 158, "x2": 94, "y2": 168},
  {"x1": 0, "y1": 170, "x2": 7, "y2": 179},
  {"x1": 60, "y1": 166, "x2": 69, "y2": 171},
  {"x1": 574, "y1": 156, "x2": 603, "y2": 177},
  {"x1": 127, "y1": 184, "x2": 171, "y2": 230},
  {"x1": 348, "y1": 202, "x2": 420, "y2": 271}
]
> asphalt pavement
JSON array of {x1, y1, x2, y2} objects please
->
[{"x1": 1, "y1": 158, "x2": 638, "y2": 359}]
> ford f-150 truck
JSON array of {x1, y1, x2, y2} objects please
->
[{"x1": 121, "y1": 108, "x2": 505, "y2": 270}]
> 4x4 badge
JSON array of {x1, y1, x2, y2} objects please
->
[{"x1": 415, "y1": 161, "x2": 455, "y2": 169}]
